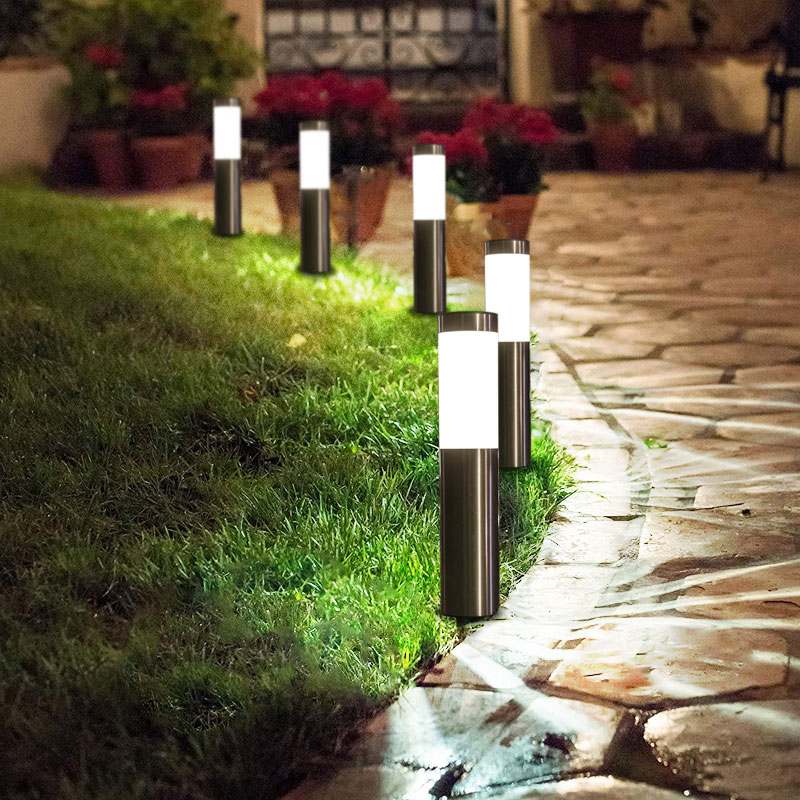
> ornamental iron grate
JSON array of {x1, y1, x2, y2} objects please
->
[{"x1": 264, "y1": 0, "x2": 507, "y2": 103}]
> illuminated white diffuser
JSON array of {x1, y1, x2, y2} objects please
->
[
  {"x1": 299, "y1": 120, "x2": 330, "y2": 274},
  {"x1": 412, "y1": 144, "x2": 446, "y2": 313},
  {"x1": 484, "y1": 239, "x2": 531, "y2": 468},
  {"x1": 213, "y1": 98, "x2": 242, "y2": 236},
  {"x1": 438, "y1": 311, "x2": 499, "y2": 619}
]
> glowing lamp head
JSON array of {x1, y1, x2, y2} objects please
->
[
  {"x1": 438, "y1": 312, "x2": 499, "y2": 450},
  {"x1": 299, "y1": 120, "x2": 330, "y2": 190},
  {"x1": 413, "y1": 143, "x2": 446, "y2": 221},
  {"x1": 484, "y1": 239, "x2": 531, "y2": 343},
  {"x1": 213, "y1": 98, "x2": 241, "y2": 161}
]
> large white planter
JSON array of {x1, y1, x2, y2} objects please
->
[{"x1": 0, "y1": 57, "x2": 69, "y2": 173}]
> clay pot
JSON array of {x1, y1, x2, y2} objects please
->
[
  {"x1": 83, "y1": 128, "x2": 132, "y2": 190},
  {"x1": 130, "y1": 136, "x2": 186, "y2": 190},
  {"x1": 588, "y1": 122, "x2": 638, "y2": 172},
  {"x1": 271, "y1": 169, "x2": 301, "y2": 236},
  {"x1": 446, "y1": 197, "x2": 508, "y2": 278},
  {"x1": 180, "y1": 132, "x2": 209, "y2": 182},
  {"x1": 491, "y1": 194, "x2": 539, "y2": 240},
  {"x1": 331, "y1": 165, "x2": 394, "y2": 247}
]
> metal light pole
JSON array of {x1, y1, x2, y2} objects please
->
[
  {"x1": 438, "y1": 311, "x2": 500, "y2": 619},
  {"x1": 484, "y1": 239, "x2": 531, "y2": 468},
  {"x1": 299, "y1": 120, "x2": 330, "y2": 275},
  {"x1": 213, "y1": 98, "x2": 242, "y2": 236},
  {"x1": 412, "y1": 143, "x2": 446, "y2": 313}
]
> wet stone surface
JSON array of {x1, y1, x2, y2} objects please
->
[
  {"x1": 645, "y1": 701, "x2": 800, "y2": 800},
  {"x1": 119, "y1": 174, "x2": 800, "y2": 799}
]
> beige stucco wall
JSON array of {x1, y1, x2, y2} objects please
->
[
  {"x1": 225, "y1": 0, "x2": 264, "y2": 110},
  {"x1": 0, "y1": 61, "x2": 70, "y2": 172}
]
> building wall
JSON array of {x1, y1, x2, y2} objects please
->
[
  {"x1": 0, "y1": 60, "x2": 70, "y2": 172},
  {"x1": 225, "y1": 0, "x2": 264, "y2": 110}
]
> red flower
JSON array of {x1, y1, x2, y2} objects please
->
[
  {"x1": 376, "y1": 98, "x2": 403, "y2": 125},
  {"x1": 254, "y1": 74, "x2": 330, "y2": 118},
  {"x1": 516, "y1": 109, "x2": 560, "y2": 146},
  {"x1": 130, "y1": 83, "x2": 190, "y2": 111},
  {"x1": 85, "y1": 43, "x2": 124, "y2": 70},
  {"x1": 463, "y1": 97, "x2": 513, "y2": 134},
  {"x1": 447, "y1": 128, "x2": 489, "y2": 165},
  {"x1": 346, "y1": 77, "x2": 390, "y2": 111},
  {"x1": 415, "y1": 129, "x2": 488, "y2": 167},
  {"x1": 610, "y1": 69, "x2": 633, "y2": 93}
]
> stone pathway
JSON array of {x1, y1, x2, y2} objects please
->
[{"x1": 111, "y1": 173, "x2": 800, "y2": 799}]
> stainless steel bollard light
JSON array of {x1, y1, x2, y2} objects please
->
[
  {"x1": 412, "y1": 144, "x2": 446, "y2": 313},
  {"x1": 299, "y1": 120, "x2": 330, "y2": 275},
  {"x1": 438, "y1": 311, "x2": 500, "y2": 619},
  {"x1": 213, "y1": 98, "x2": 242, "y2": 236},
  {"x1": 484, "y1": 239, "x2": 532, "y2": 469}
]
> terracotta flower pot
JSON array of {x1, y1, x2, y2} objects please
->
[
  {"x1": 271, "y1": 169, "x2": 301, "y2": 236},
  {"x1": 180, "y1": 132, "x2": 209, "y2": 182},
  {"x1": 446, "y1": 197, "x2": 508, "y2": 278},
  {"x1": 588, "y1": 122, "x2": 638, "y2": 172},
  {"x1": 491, "y1": 194, "x2": 539, "y2": 240},
  {"x1": 84, "y1": 128, "x2": 132, "y2": 190},
  {"x1": 131, "y1": 136, "x2": 186, "y2": 190},
  {"x1": 331, "y1": 165, "x2": 394, "y2": 247}
]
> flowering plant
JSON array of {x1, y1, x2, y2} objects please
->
[
  {"x1": 463, "y1": 98, "x2": 559, "y2": 194},
  {"x1": 254, "y1": 71, "x2": 403, "y2": 171},
  {"x1": 48, "y1": 0, "x2": 257, "y2": 131},
  {"x1": 412, "y1": 129, "x2": 499, "y2": 203},
  {"x1": 580, "y1": 64, "x2": 641, "y2": 124}
]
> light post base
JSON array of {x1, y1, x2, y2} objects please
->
[
  {"x1": 413, "y1": 219, "x2": 446, "y2": 314},
  {"x1": 439, "y1": 447, "x2": 499, "y2": 619},
  {"x1": 213, "y1": 159, "x2": 242, "y2": 236},
  {"x1": 300, "y1": 188, "x2": 330, "y2": 275},
  {"x1": 499, "y1": 341, "x2": 531, "y2": 469}
]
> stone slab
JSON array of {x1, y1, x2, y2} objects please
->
[
  {"x1": 717, "y1": 411, "x2": 800, "y2": 446},
  {"x1": 538, "y1": 516, "x2": 642, "y2": 565},
  {"x1": 661, "y1": 343, "x2": 800, "y2": 367},
  {"x1": 348, "y1": 686, "x2": 622, "y2": 796},
  {"x1": 639, "y1": 511, "x2": 797, "y2": 561},
  {"x1": 735, "y1": 364, "x2": 800, "y2": 388},
  {"x1": 645, "y1": 701, "x2": 800, "y2": 800},
  {"x1": 484, "y1": 776, "x2": 692, "y2": 799},
  {"x1": 549, "y1": 622, "x2": 788, "y2": 705},
  {"x1": 284, "y1": 764, "x2": 438, "y2": 800},
  {"x1": 744, "y1": 326, "x2": 800, "y2": 347},
  {"x1": 602, "y1": 319, "x2": 738, "y2": 345},
  {"x1": 688, "y1": 305, "x2": 800, "y2": 327},
  {"x1": 641, "y1": 384, "x2": 799, "y2": 419},
  {"x1": 611, "y1": 409, "x2": 712, "y2": 442},
  {"x1": 675, "y1": 558, "x2": 800, "y2": 619},
  {"x1": 576, "y1": 360, "x2": 723, "y2": 390},
  {"x1": 549, "y1": 419, "x2": 621, "y2": 448},
  {"x1": 646, "y1": 439, "x2": 800, "y2": 487},
  {"x1": 557, "y1": 338, "x2": 655, "y2": 362}
]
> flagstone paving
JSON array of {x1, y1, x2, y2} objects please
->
[{"x1": 109, "y1": 173, "x2": 800, "y2": 799}]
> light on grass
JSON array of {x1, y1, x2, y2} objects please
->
[
  {"x1": 412, "y1": 144, "x2": 446, "y2": 314},
  {"x1": 484, "y1": 239, "x2": 532, "y2": 469},
  {"x1": 299, "y1": 120, "x2": 331, "y2": 275},
  {"x1": 213, "y1": 98, "x2": 242, "y2": 237},
  {"x1": 438, "y1": 311, "x2": 499, "y2": 619}
]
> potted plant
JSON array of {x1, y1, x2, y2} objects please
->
[
  {"x1": 537, "y1": 0, "x2": 667, "y2": 92},
  {"x1": 48, "y1": 4, "x2": 132, "y2": 189},
  {"x1": 580, "y1": 63, "x2": 641, "y2": 171},
  {"x1": 411, "y1": 129, "x2": 507, "y2": 277},
  {"x1": 462, "y1": 97, "x2": 559, "y2": 238},
  {"x1": 254, "y1": 71, "x2": 402, "y2": 244},
  {"x1": 128, "y1": 83, "x2": 193, "y2": 189},
  {"x1": 120, "y1": 0, "x2": 257, "y2": 188}
]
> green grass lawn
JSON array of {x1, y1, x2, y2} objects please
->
[{"x1": 0, "y1": 178, "x2": 572, "y2": 799}]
